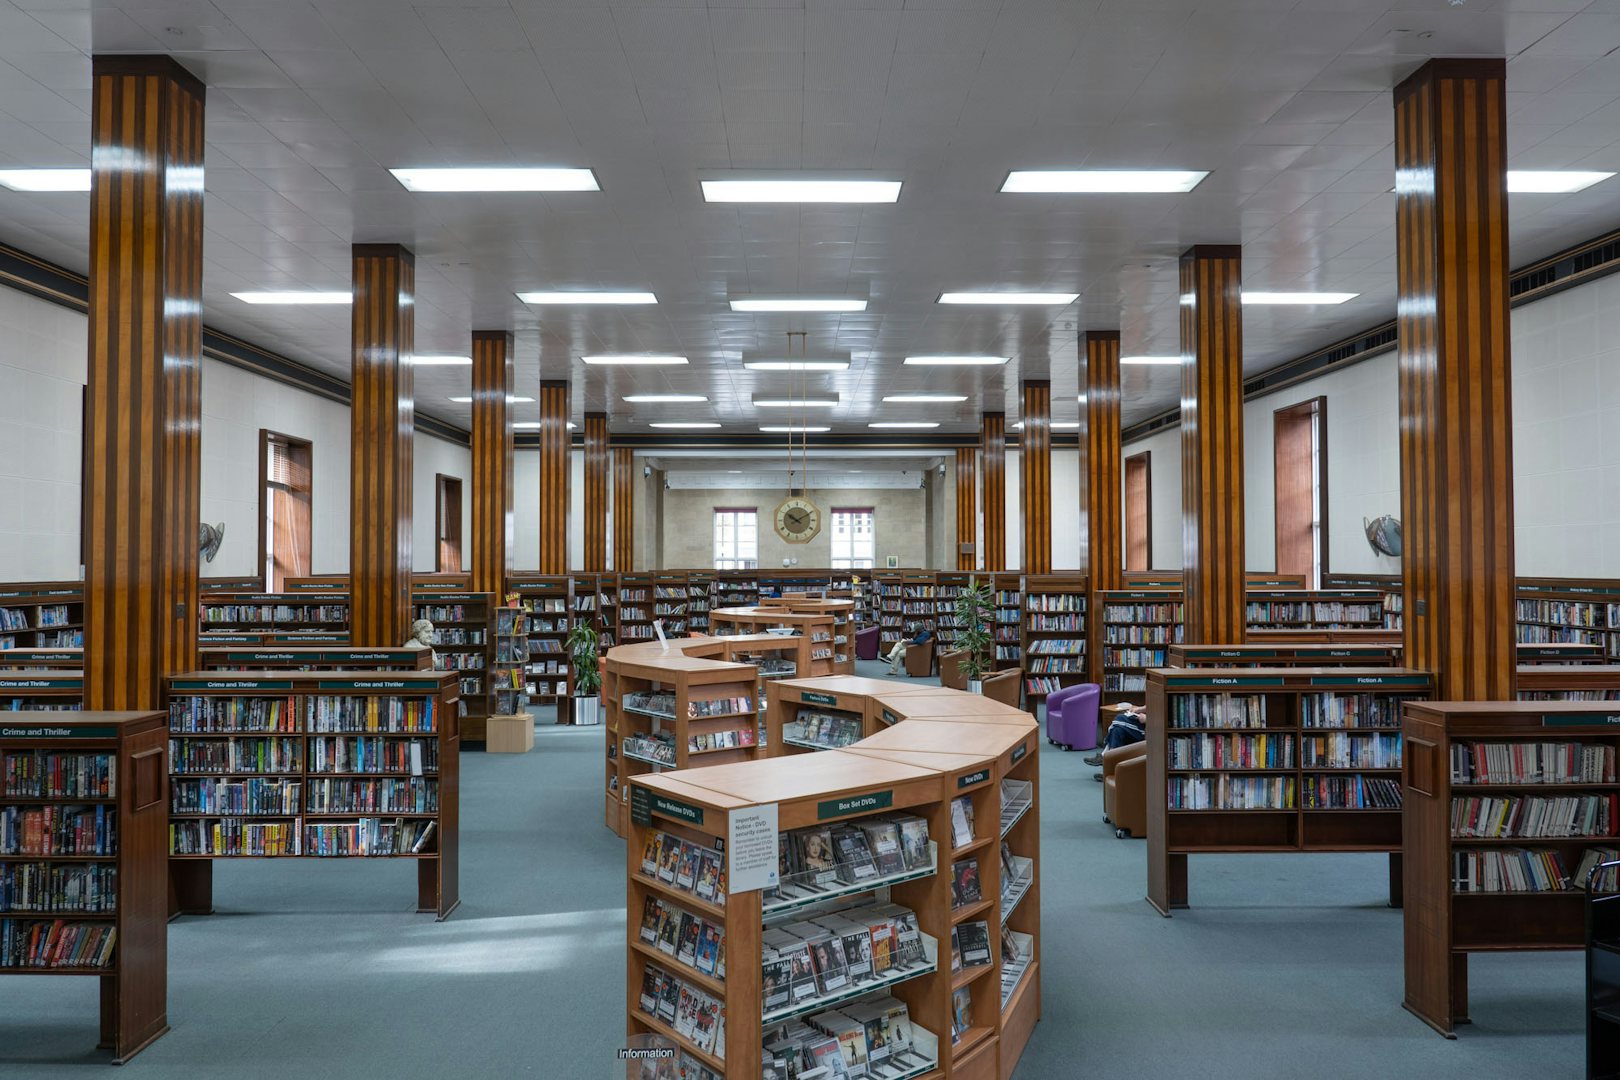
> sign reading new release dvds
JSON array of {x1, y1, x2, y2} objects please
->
[{"x1": 726, "y1": 802, "x2": 779, "y2": 894}]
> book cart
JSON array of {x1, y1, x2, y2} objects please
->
[
  {"x1": 0, "y1": 711, "x2": 169, "y2": 1061},
  {"x1": 1021, "y1": 576, "x2": 1086, "y2": 704},
  {"x1": 1167, "y1": 642, "x2": 1402, "y2": 668},
  {"x1": 1145, "y1": 666, "x2": 1434, "y2": 916},
  {"x1": 0, "y1": 581, "x2": 84, "y2": 650},
  {"x1": 1400, "y1": 701, "x2": 1620, "y2": 1036},
  {"x1": 0, "y1": 671, "x2": 84, "y2": 709},
  {"x1": 625, "y1": 682, "x2": 1042, "y2": 1080},
  {"x1": 197, "y1": 647, "x2": 431, "y2": 672},
  {"x1": 164, "y1": 670, "x2": 460, "y2": 919}
]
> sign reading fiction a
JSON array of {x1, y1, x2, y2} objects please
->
[
  {"x1": 818, "y1": 790, "x2": 893, "y2": 820},
  {"x1": 1542, "y1": 714, "x2": 1620, "y2": 728}
]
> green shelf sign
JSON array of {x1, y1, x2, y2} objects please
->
[
  {"x1": 818, "y1": 790, "x2": 893, "y2": 820},
  {"x1": 651, "y1": 793, "x2": 705, "y2": 826},
  {"x1": 1167, "y1": 676, "x2": 1285, "y2": 688},
  {"x1": 1011, "y1": 742, "x2": 1028, "y2": 764},
  {"x1": 172, "y1": 679, "x2": 293, "y2": 691},
  {"x1": 957, "y1": 768, "x2": 991, "y2": 790},
  {"x1": 318, "y1": 680, "x2": 413, "y2": 691},
  {"x1": 0, "y1": 679, "x2": 79, "y2": 690},
  {"x1": 801, "y1": 692, "x2": 839, "y2": 707},
  {"x1": 0, "y1": 724, "x2": 118, "y2": 739},
  {"x1": 1308, "y1": 675, "x2": 1429, "y2": 688},
  {"x1": 1542, "y1": 714, "x2": 1620, "y2": 728}
]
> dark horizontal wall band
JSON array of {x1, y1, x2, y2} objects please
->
[
  {"x1": 517, "y1": 433, "x2": 1081, "y2": 452},
  {"x1": 1121, "y1": 220, "x2": 1620, "y2": 444},
  {"x1": 0, "y1": 239, "x2": 469, "y2": 447}
]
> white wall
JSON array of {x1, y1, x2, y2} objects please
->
[
  {"x1": 511, "y1": 449, "x2": 585, "y2": 572},
  {"x1": 1005, "y1": 450, "x2": 1022, "y2": 571},
  {"x1": 1052, "y1": 447, "x2": 1080, "y2": 571}
]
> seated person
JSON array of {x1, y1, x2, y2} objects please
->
[
  {"x1": 884, "y1": 627, "x2": 933, "y2": 674},
  {"x1": 1085, "y1": 705, "x2": 1145, "y2": 772}
]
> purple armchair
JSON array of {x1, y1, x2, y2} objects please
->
[
  {"x1": 856, "y1": 625, "x2": 880, "y2": 661},
  {"x1": 1046, "y1": 683, "x2": 1101, "y2": 751}
]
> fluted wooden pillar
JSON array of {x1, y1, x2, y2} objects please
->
[
  {"x1": 1179, "y1": 245, "x2": 1246, "y2": 644},
  {"x1": 469, "y1": 331, "x2": 513, "y2": 595},
  {"x1": 83, "y1": 55, "x2": 204, "y2": 723},
  {"x1": 1080, "y1": 331, "x2": 1123, "y2": 590},
  {"x1": 1395, "y1": 58, "x2": 1516, "y2": 700},
  {"x1": 538, "y1": 380, "x2": 570, "y2": 575},
  {"x1": 584, "y1": 413, "x2": 609, "y2": 572},
  {"x1": 955, "y1": 448, "x2": 977, "y2": 571},
  {"x1": 981, "y1": 414, "x2": 1006, "y2": 571},
  {"x1": 350, "y1": 244, "x2": 415, "y2": 647},
  {"x1": 1020, "y1": 382, "x2": 1052, "y2": 574},
  {"x1": 613, "y1": 447, "x2": 635, "y2": 570}
]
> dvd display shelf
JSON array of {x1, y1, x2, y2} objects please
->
[
  {"x1": 1400, "y1": 701, "x2": 1620, "y2": 1036},
  {"x1": 1021, "y1": 576, "x2": 1087, "y2": 702},
  {"x1": 507, "y1": 576, "x2": 573, "y2": 703},
  {"x1": 1244, "y1": 589, "x2": 1387, "y2": 632},
  {"x1": 764, "y1": 676, "x2": 939, "y2": 756},
  {"x1": 0, "y1": 710, "x2": 170, "y2": 1062},
  {"x1": 757, "y1": 597, "x2": 857, "y2": 675},
  {"x1": 711, "y1": 606, "x2": 848, "y2": 678},
  {"x1": 197, "y1": 647, "x2": 431, "y2": 672},
  {"x1": 626, "y1": 684, "x2": 1041, "y2": 1080},
  {"x1": 164, "y1": 669, "x2": 460, "y2": 919},
  {"x1": 0, "y1": 581, "x2": 84, "y2": 650},
  {"x1": 1166, "y1": 642, "x2": 1403, "y2": 668},
  {"x1": 0, "y1": 671, "x2": 83, "y2": 710},
  {"x1": 1144, "y1": 666, "x2": 1434, "y2": 916}
]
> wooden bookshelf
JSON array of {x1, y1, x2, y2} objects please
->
[
  {"x1": 654, "y1": 572, "x2": 691, "y2": 636},
  {"x1": 1515, "y1": 578, "x2": 1620, "y2": 657},
  {"x1": 411, "y1": 590, "x2": 501, "y2": 743},
  {"x1": 164, "y1": 670, "x2": 460, "y2": 919},
  {"x1": 991, "y1": 574, "x2": 1023, "y2": 675},
  {"x1": 711, "y1": 606, "x2": 843, "y2": 680},
  {"x1": 1098, "y1": 590, "x2": 1184, "y2": 705},
  {"x1": 619, "y1": 573, "x2": 659, "y2": 643},
  {"x1": 1515, "y1": 664, "x2": 1620, "y2": 701},
  {"x1": 199, "y1": 591, "x2": 350, "y2": 634},
  {"x1": 1167, "y1": 642, "x2": 1402, "y2": 668},
  {"x1": 1323, "y1": 573, "x2": 1404, "y2": 630},
  {"x1": 713, "y1": 570, "x2": 759, "y2": 611},
  {"x1": 197, "y1": 647, "x2": 431, "y2": 672},
  {"x1": 1, "y1": 710, "x2": 169, "y2": 1062},
  {"x1": 874, "y1": 571, "x2": 905, "y2": 651},
  {"x1": 1400, "y1": 700, "x2": 1620, "y2": 1036},
  {"x1": 0, "y1": 670, "x2": 83, "y2": 709},
  {"x1": 1145, "y1": 666, "x2": 1434, "y2": 916},
  {"x1": 1245, "y1": 588, "x2": 1386, "y2": 632},
  {"x1": 686, "y1": 571, "x2": 714, "y2": 635},
  {"x1": 934, "y1": 572, "x2": 969, "y2": 651},
  {"x1": 625, "y1": 682, "x2": 1041, "y2": 1079},
  {"x1": 1021, "y1": 575, "x2": 1087, "y2": 702},
  {"x1": 0, "y1": 581, "x2": 84, "y2": 650},
  {"x1": 508, "y1": 576, "x2": 572, "y2": 703}
]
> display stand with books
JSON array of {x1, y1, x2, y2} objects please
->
[
  {"x1": 0, "y1": 581, "x2": 84, "y2": 650},
  {"x1": 625, "y1": 678, "x2": 1041, "y2": 1080},
  {"x1": 710, "y1": 606, "x2": 846, "y2": 679},
  {"x1": 410, "y1": 590, "x2": 499, "y2": 743},
  {"x1": 196, "y1": 647, "x2": 431, "y2": 672},
  {"x1": 0, "y1": 670, "x2": 83, "y2": 709},
  {"x1": 1021, "y1": 575, "x2": 1087, "y2": 703},
  {"x1": 0, "y1": 710, "x2": 169, "y2": 1061},
  {"x1": 164, "y1": 670, "x2": 460, "y2": 919},
  {"x1": 508, "y1": 576, "x2": 573, "y2": 703},
  {"x1": 1145, "y1": 666, "x2": 1434, "y2": 916},
  {"x1": 1401, "y1": 701, "x2": 1620, "y2": 1036}
]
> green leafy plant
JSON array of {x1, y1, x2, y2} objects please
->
[
  {"x1": 954, "y1": 579, "x2": 995, "y2": 684},
  {"x1": 566, "y1": 620, "x2": 602, "y2": 697}
]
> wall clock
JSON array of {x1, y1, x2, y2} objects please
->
[{"x1": 774, "y1": 496, "x2": 821, "y2": 544}]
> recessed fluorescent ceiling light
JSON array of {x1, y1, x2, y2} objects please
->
[
  {"x1": 1508, "y1": 171, "x2": 1615, "y2": 193},
  {"x1": 760, "y1": 425, "x2": 830, "y2": 433},
  {"x1": 883, "y1": 394, "x2": 968, "y2": 403},
  {"x1": 517, "y1": 291, "x2": 656, "y2": 305},
  {"x1": 449, "y1": 395, "x2": 534, "y2": 403},
  {"x1": 390, "y1": 167, "x2": 599, "y2": 192},
  {"x1": 624, "y1": 394, "x2": 708, "y2": 404},
  {"x1": 0, "y1": 168, "x2": 90, "y2": 191},
  {"x1": 413, "y1": 355, "x2": 471, "y2": 366},
  {"x1": 231, "y1": 291, "x2": 350, "y2": 304},
  {"x1": 938, "y1": 292, "x2": 1077, "y2": 305},
  {"x1": 743, "y1": 360, "x2": 850, "y2": 372},
  {"x1": 1012, "y1": 420, "x2": 1081, "y2": 430},
  {"x1": 1001, "y1": 170, "x2": 1207, "y2": 193},
  {"x1": 650, "y1": 422, "x2": 721, "y2": 429},
  {"x1": 581, "y1": 355, "x2": 688, "y2": 365},
  {"x1": 904, "y1": 356, "x2": 1009, "y2": 366},
  {"x1": 1121, "y1": 355, "x2": 1180, "y2": 365},
  {"x1": 1241, "y1": 292, "x2": 1358, "y2": 305},
  {"x1": 701, "y1": 179, "x2": 901, "y2": 203},
  {"x1": 730, "y1": 298, "x2": 867, "y2": 312},
  {"x1": 869, "y1": 421, "x2": 939, "y2": 429},
  {"x1": 754, "y1": 397, "x2": 838, "y2": 408}
]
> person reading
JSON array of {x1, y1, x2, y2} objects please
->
[{"x1": 885, "y1": 627, "x2": 933, "y2": 675}]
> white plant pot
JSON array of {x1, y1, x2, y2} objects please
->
[
  {"x1": 574, "y1": 695, "x2": 602, "y2": 726},
  {"x1": 969, "y1": 680, "x2": 984, "y2": 695}
]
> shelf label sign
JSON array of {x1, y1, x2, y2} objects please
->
[
  {"x1": 0, "y1": 679, "x2": 70, "y2": 689},
  {"x1": 1309, "y1": 676, "x2": 1429, "y2": 687},
  {"x1": 172, "y1": 679, "x2": 293, "y2": 691},
  {"x1": 1011, "y1": 742, "x2": 1028, "y2": 764},
  {"x1": 818, "y1": 790, "x2": 892, "y2": 820},
  {"x1": 727, "y1": 802, "x2": 779, "y2": 894},
  {"x1": 801, "y1": 692, "x2": 839, "y2": 707},
  {"x1": 957, "y1": 768, "x2": 991, "y2": 790},
  {"x1": 1542, "y1": 713, "x2": 1620, "y2": 728},
  {"x1": 1169, "y1": 676, "x2": 1284, "y2": 688},
  {"x1": 880, "y1": 708, "x2": 899, "y2": 726},
  {"x1": 629, "y1": 785, "x2": 651, "y2": 826},
  {"x1": 0, "y1": 724, "x2": 118, "y2": 738},
  {"x1": 318, "y1": 680, "x2": 411, "y2": 690},
  {"x1": 651, "y1": 793, "x2": 705, "y2": 826}
]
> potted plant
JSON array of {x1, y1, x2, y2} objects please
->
[
  {"x1": 566, "y1": 619, "x2": 603, "y2": 726},
  {"x1": 954, "y1": 579, "x2": 995, "y2": 693}
]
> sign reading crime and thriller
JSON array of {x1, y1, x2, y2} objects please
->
[
  {"x1": 1, "y1": 725, "x2": 118, "y2": 739},
  {"x1": 818, "y1": 790, "x2": 893, "y2": 820}
]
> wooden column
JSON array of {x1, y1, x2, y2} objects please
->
[
  {"x1": 955, "y1": 447, "x2": 977, "y2": 571},
  {"x1": 538, "y1": 380, "x2": 570, "y2": 575},
  {"x1": 350, "y1": 244, "x2": 415, "y2": 647},
  {"x1": 84, "y1": 55, "x2": 204, "y2": 713},
  {"x1": 1179, "y1": 245, "x2": 1246, "y2": 644},
  {"x1": 613, "y1": 447, "x2": 635, "y2": 571},
  {"x1": 1395, "y1": 58, "x2": 1516, "y2": 700},
  {"x1": 1020, "y1": 381, "x2": 1052, "y2": 573},
  {"x1": 583, "y1": 413, "x2": 609, "y2": 572},
  {"x1": 469, "y1": 331, "x2": 513, "y2": 595},
  {"x1": 980, "y1": 414, "x2": 1006, "y2": 571},
  {"x1": 1080, "y1": 331, "x2": 1123, "y2": 590}
]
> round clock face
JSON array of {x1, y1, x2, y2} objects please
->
[{"x1": 774, "y1": 497, "x2": 821, "y2": 544}]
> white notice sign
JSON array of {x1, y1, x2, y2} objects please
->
[{"x1": 727, "y1": 803, "x2": 780, "y2": 894}]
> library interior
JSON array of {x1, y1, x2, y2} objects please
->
[{"x1": 8, "y1": 4, "x2": 1620, "y2": 1079}]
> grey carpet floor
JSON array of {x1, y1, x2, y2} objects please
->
[{"x1": 0, "y1": 669, "x2": 1586, "y2": 1078}]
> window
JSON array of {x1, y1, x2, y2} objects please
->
[
  {"x1": 831, "y1": 507, "x2": 876, "y2": 569},
  {"x1": 1274, "y1": 397, "x2": 1327, "y2": 587},
  {"x1": 713, "y1": 508, "x2": 758, "y2": 569},
  {"x1": 260, "y1": 431, "x2": 312, "y2": 591},
  {"x1": 435, "y1": 474, "x2": 463, "y2": 573},
  {"x1": 1124, "y1": 452, "x2": 1151, "y2": 572}
]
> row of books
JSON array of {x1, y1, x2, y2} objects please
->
[
  {"x1": 201, "y1": 604, "x2": 345, "y2": 623},
  {"x1": 1169, "y1": 694, "x2": 1267, "y2": 730},
  {"x1": 168, "y1": 736, "x2": 436, "y2": 777},
  {"x1": 1454, "y1": 847, "x2": 1575, "y2": 893},
  {"x1": 297, "y1": 818, "x2": 436, "y2": 856},
  {"x1": 1167, "y1": 733, "x2": 1295, "y2": 770},
  {"x1": 305, "y1": 697, "x2": 437, "y2": 734},
  {"x1": 763, "y1": 901, "x2": 927, "y2": 1011},
  {"x1": 172, "y1": 778, "x2": 301, "y2": 816},
  {"x1": 1, "y1": 918, "x2": 115, "y2": 969},
  {"x1": 1101, "y1": 648, "x2": 1166, "y2": 669},
  {"x1": 1169, "y1": 775, "x2": 1295, "y2": 810},
  {"x1": 1516, "y1": 599, "x2": 1605, "y2": 627},
  {"x1": 1025, "y1": 616, "x2": 1084, "y2": 632},
  {"x1": 640, "y1": 829, "x2": 727, "y2": 903},
  {"x1": 169, "y1": 697, "x2": 295, "y2": 734},
  {"x1": 638, "y1": 893, "x2": 724, "y2": 980},
  {"x1": 1101, "y1": 626, "x2": 1180, "y2": 644},
  {"x1": 416, "y1": 605, "x2": 472, "y2": 622},
  {"x1": 1029, "y1": 658, "x2": 1085, "y2": 675},
  {"x1": 1243, "y1": 601, "x2": 1382, "y2": 623},
  {"x1": 1300, "y1": 775, "x2": 1402, "y2": 810},
  {"x1": 0, "y1": 805, "x2": 115, "y2": 856},
  {"x1": 1027, "y1": 639, "x2": 1084, "y2": 655},
  {"x1": 2, "y1": 751, "x2": 116, "y2": 798},
  {"x1": 0, "y1": 862, "x2": 116, "y2": 913},
  {"x1": 1102, "y1": 603, "x2": 1183, "y2": 623},
  {"x1": 784, "y1": 710, "x2": 863, "y2": 750},
  {"x1": 1025, "y1": 594, "x2": 1082, "y2": 612},
  {"x1": 763, "y1": 995, "x2": 928, "y2": 1080},
  {"x1": 1301, "y1": 694, "x2": 1409, "y2": 730},
  {"x1": 1450, "y1": 741, "x2": 1616, "y2": 785},
  {"x1": 305, "y1": 777, "x2": 438, "y2": 814},
  {"x1": 637, "y1": 963, "x2": 724, "y2": 1059},
  {"x1": 1300, "y1": 732, "x2": 1402, "y2": 770},
  {"x1": 1451, "y1": 794, "x2": 1616, "y2": 839}
]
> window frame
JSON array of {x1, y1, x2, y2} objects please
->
[
  {"x1": 259, "y1": 430, "x2": 313, "y2": 591},
  {"x1": 829, "y1": 506, "x2": 876, "y2": 570},
  {"x1": 712, "y1": 506, "x2": 759, "y2": 570}
]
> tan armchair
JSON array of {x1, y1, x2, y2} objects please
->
[
  {"x1": 903, "y1": 640, "x2": 936, "y2": 678},
  {"x1": 980, "y1": 667, "x2": 1023, "y2": 709},
  {"x1": 1102, "y1": 742, "x2": 1147, "y2": 838},
  {"x1": 938, "y1": 649, "x2": 969, "y2": 690}
]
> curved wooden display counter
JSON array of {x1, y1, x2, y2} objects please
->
[
  {"x1": 624, "y1": 671, "x2": 1041, "y2": 1080},
  {"x1": 711, "y1": 600, "x2": 856, "y2": 676}
]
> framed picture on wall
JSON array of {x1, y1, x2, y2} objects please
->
[{"x1": 886, "y1": 555, "x2": 899, "y2": 569}]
